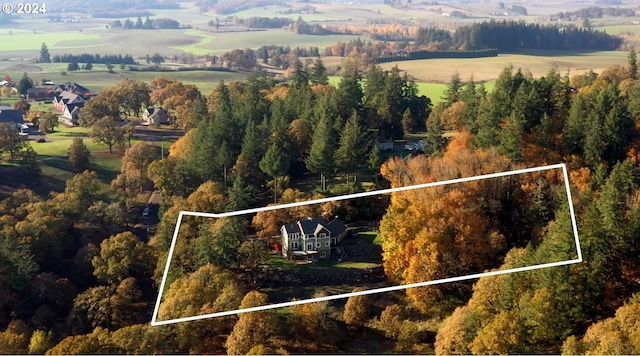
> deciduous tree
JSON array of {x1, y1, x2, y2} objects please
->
[
  {"x1": 68, "y1": 138, "x2": 91, "y2": 172},
  {"x1": 90, "y1": 117, "x2": 124, "y2": 153}
]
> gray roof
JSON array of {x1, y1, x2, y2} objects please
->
[
  {"x1": 282, "y1": 217, "x2": 344, "y2": 237},
  {"x1": 27, "y1": 87, "x2": 49, "y2": 94},
  {"x1": 0, "y1": 110, "x2": 23, "y2": 124}
]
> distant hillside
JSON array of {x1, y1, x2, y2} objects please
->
[{"x1": 205, "y1": 0, "x2": 288, "y2": 15}]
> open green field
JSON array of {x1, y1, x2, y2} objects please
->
[
  {"x1": 1, "y1": 23, "x2": 365, "y2": 59},
  {"x1": 379, "y1": 50, "x2": 629, "y2": 83},
  {"x1": 168, "y1": 29, "x2": 364, "y2": 55},
  {"x1": 0, "y1": 29, "x2": 103, "y2": 53},
  {"x1": 599, "y1": 24, "x2": 640, "y2": 35},
  {"x1": 328, "y1": 75, "x2": 496, "y2": 103},
  {"x1": 0, "y1": 64, "x2": 247, "y2": 94},
  {"x1": 229, "y1": 3, "x2": 417, "y2": 22}
]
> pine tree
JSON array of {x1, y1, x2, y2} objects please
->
[
  {"x1": 334, "y1": 110, "x2": 368, "y2": 182},
  {"x1": 335, "y1": 61, "x2": 363, "y2": 122},
  {"x1": 497, "y1": 115, "x2": 525, "y2": 162},
  {"x1": 310, "y1": 57, "x2": 328, "y2": 85},
  {"x1": 259, "y1": 142, "x2": 290, "y2": 203},
  {"x1": 443, "y1": 72, "x2": 462, "y2": 106},
  {"x1": 425, "y1": 111, "x2": 446, "y2": 156},
  {"x1": 39, "y1": 43, "x2": 51, "y2": 63},
  {"x1": 215, "y1": 140, "x2": 234, "y2": 187},
  {"x1": 290, "y1": 59, "x2": 309, "y2": 89},
  {"x1": 628, "y1": 48, "x2": 638, "y2": 80},
  {"x1": 364, "y1": 64, "x2": 386, "y2": 105},
  {"x1": 368, "y1": 144, "x2": 383, "y2": 185},
  {"x1": 306, "y1": 113, "x2": 335, "y2": 191}
]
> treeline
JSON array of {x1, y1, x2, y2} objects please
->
[
  {"x1": 109, "y1": 17, "x2": 181, "y2": 29},
  {"x1": 556, "y1": 6, "x2": 636, "y2": 19},
  {"x1": 239, "y1": 17, "x2": 293, "y2": 28},
  {"x1": 290, "y1": 18, "x2": 416, "y2": 41},
  {"x1": 52, "y1": 54, "x2": 136, "y2": 65},
  {"x1": 375, "y1": 49, "x2": 499, "y2": 63},
  {"x1": 414, "y1": 19, "x2": 623, "y2": 51},
  {"x1": 288, "y1": 17, "x2": 332, "y2": 35}
]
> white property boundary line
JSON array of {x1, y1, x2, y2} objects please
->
[{"x1": 150, "y1": 163, "x2": 582, "y2": 326}]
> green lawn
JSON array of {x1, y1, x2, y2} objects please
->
[
  {"x1": 28, "y1": 123, "x2": 180, "y2": 159},
  {"x1": 358, "y1": 231, "x2": 382, "y2": 245},
  {"x1": 265, "y1": 254, "x2": 380, "y2": 270},
  {"x1": 0, "y1": 151, "x2": 123, "y2": 199}
]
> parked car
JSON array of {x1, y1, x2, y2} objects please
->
[{"x1": 143, "y1": 207, "x2": 150, "y2": 217}]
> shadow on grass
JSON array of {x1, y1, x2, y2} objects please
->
[{"x1": 48, "y1": 132, "x2": 90, "y2": 138}]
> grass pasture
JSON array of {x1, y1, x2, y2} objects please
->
[
  {"x1": 379, "y1": 50, "x2": 628, "y2": 83},
  {"x1": 0, "y1": 29, "x2": 102, "y2": 53},
  {"x1": 168, "y1": 29, "x2": 364, "y2": 55},
  {"x1": 599, "y1": 24, "x2": 640, "y2": 35}
]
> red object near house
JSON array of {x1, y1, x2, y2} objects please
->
[{"x1": 274, "y1": 243, "x2": 282, "y2": 253}]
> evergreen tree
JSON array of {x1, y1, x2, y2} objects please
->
[
  {"x1": 474, "y1": 95, "x2": 502, "y2": 148},
  {"x1": 334, "y1": 110, "x2": 368, "y2": 182},
  {"x1": 226, "y1": 172, "x2": 257, "y2": 212},
  {"x1": 364, "y1": 64, "x2": 386, "y2": 105},
  {"x1": 233, "y1": 119, "x2": 266, "y2": 187},
  {"x1": 425, "y1": 110, "x2": 446, "y2": 156},
  {"x1": 628, "y1": 48, "x2": 638, "y2": 80},
  {"x1": 497, "y1": 114, "x2": 525, "y2": 162},
  {"x1": 39, "y1": 43, "x2": 51, "y2": 63},
  {"x1": 290, "y1": 59, "x2": 309, "y2": 89},
  {"x1": 368, "y1": 144, "x2": 383, "y2": 184},
  {"x1": 335, "y1": 61, "x2": 363, "y2": 123},
  {"x1": 259, "y1": 142, "x2": 290, "y2": 203},
  {"x1": 443, "y1": 72, "x2": 463, "y2": 106},
  {"x1": 310, "y1": 57, "x2": 328, "y2": 85},
  {"x1": 16, "y1": 73, "x2": 33, "y2": 95},
  {"x1": 306, "y1": 113, "x2": 335, "y2": 191},
  {"x1": 215, "y1": 140, "x2": 234, "y2": 187},
  {"x1": 190, "y1": 95, "x2": 209, "y2": 129}
]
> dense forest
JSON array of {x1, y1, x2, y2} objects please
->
[
  {"x1": 416, "y1": 19, "x2": 623, "y2": 51},
  {"x1": 51, "y1": 53, "x2": 137, "y2": 65},
  {"x1": 3, "y1": 48, "x2": 640, "y2": 354}
]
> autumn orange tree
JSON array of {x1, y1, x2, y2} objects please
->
[{"x1": 378, "y1": 132, "x2": 528, "y2": 310}]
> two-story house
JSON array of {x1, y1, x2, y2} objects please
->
[{"x1": 280, "y1": 217, "x2": 346, "y2": 261}]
